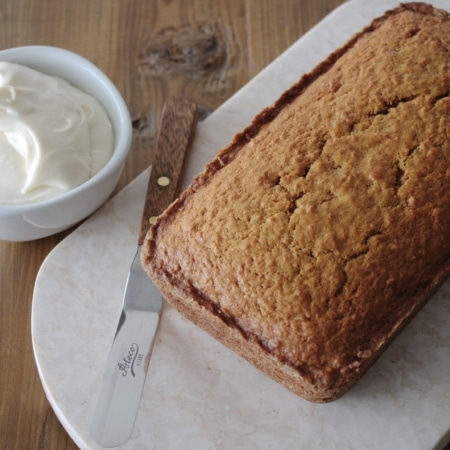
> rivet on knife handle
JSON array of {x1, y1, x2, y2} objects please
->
[{"x1": 138, "y1": 95, "x2": 199, "y2": 245}]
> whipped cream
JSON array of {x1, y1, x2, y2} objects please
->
[{"x1": 0, "y1": 61, "x2": 114, "y2": 204}]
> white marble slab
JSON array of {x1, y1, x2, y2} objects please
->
[{"x1": 32, "y1": 1, "x2": 450, "y2": 449}]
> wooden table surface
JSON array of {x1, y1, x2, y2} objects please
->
[{"x1": 1, "y1": 1, "x2": 449, "y2": 449}]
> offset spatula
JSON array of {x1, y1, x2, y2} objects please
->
[{"x1": 90, "y1": 96, "x2": 198, "y2": 447}]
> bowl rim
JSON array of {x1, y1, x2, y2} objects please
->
[{"x1": 0, "y1": 45, "x2": 132, "y2": 213}]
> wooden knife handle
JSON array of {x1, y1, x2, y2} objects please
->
[{"x1": 138, "y1": 95, "x2": 198, "y2": 245}]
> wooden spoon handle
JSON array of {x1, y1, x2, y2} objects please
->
[{"x1": 138, "y1": 95, "x2": 198, "y2": 245}]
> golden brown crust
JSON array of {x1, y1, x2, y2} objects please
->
[{"x1": 141, "y1": 3, "x2": 450, "y2": 402}]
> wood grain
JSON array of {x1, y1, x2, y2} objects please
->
[{"x1": 3, "y1": 1, "x2": 447, "y2": 449}]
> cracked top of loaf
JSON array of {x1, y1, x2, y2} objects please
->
[{"x1": 142, "y1": 3, "x2": 450, "y2": 402}]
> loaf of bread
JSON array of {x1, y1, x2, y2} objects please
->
[{"x1": 141, "y1": 3, "x2": 450, "y2": 402}]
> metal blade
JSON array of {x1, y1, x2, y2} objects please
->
[{"x1": 90, "y1": 249, "x2": 161, "y2": 447}]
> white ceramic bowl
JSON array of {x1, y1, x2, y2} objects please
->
[{"x1": 0, "y1": 46, "x2": 132, "y2": 241}]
